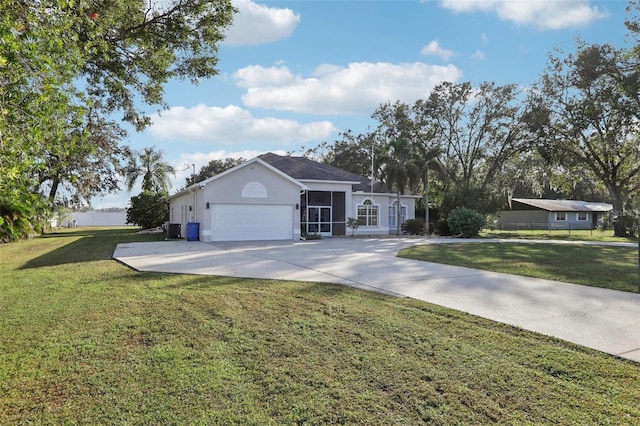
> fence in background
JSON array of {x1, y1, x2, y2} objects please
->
[
  {"x1": 50, "y1": 211, "x2": 130, "y2": 227},
  {"x1": 497, "y1": 222, "x2": 597, "y2": 233}
]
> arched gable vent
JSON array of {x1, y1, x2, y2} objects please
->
[{"x1": 241, "y1": 181, "x2": 267, "y2": 198}]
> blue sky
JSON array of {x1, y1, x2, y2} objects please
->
[{"x1": 99, "y1": 0, "x2": 631, "y2": 208}]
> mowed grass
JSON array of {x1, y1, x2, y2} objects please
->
[
  {"x1": 399, "y1": 242, "x2": 639, "y2": 293},
  {"x1": 1, "y1": 228, "x2": 639, "y2": 424},
  {"x1": 482, "y1": 228, "x2": 638, "y2": 243}
]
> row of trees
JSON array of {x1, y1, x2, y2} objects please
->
[
  {"x1": 0, "y1": 0, "x2": 234, "y2": 241},
  {"x1": 184, "y1": 5, "x2": 640, "y2": 238},
  {"x1": 304, "y1": 31, "x2": 640, "y2": 236}
]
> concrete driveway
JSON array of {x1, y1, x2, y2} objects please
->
[{"x1": 113, "y1": 237, "x2": 640, "y2": 363}]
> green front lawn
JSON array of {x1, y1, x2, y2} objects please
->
[
  {"x1": 1, "y1": 228, "x2": 639, "y2": 424},
  {"x1": 399, "y1": 242, "x2": 639, "y2": 293},
  {"x1": 481, "y1": 228, "x2": 638, "y2": 243}
]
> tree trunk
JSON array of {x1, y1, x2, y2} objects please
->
[
  {"x1": 48, "y1": 179, "x2": 60, "y2": 203},
  {"x1": 396, "y1": 191, "x2": 401, "y2": 235},
  {"x1": 424, "y1": 169, "x2": 429, "y2": 236},
  {"x1": 608, "y1": 187, "x2": 627, "y2": 237}
]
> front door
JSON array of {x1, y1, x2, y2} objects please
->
[{"x1": 306, "y1": 206, "x2": 332, "y2": 236}]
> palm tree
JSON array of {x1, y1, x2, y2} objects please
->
[
  {"x1": 416, "y1": 145, "x2": 442, "y2": 235},
  {"x1": 124, "y1": 147, "x2": 175, "y2": 194},
  {"x1": 379, "y1": 138, "x2": 421, "y2": 235}
]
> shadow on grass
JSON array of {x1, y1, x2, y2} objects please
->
[{"x1": 20, "y1": 227, "x2": 165, "y2": 270}]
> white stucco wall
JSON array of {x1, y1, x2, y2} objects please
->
[
  {"x1": 351, "y1": 192, "x2": 417, "y2": 235},
  {"x1": 169, "y1": 161, "x2": 303, "y2": 242}
]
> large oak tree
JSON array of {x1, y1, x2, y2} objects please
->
[
  {"x1": 0, "y1": 0, "x2": 234, "y2": 239},
  {"x1": 532, "y1": 42, "x2": 640, "y2": 236}
]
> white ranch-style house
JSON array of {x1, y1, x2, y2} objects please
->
[{"x1": 168, "y1": 153, "x2": 419, "y2": 242}]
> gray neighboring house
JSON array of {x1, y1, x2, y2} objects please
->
[
  {"x1": 497, "y1": 198, "x2": 613, "y2": 230},
  {"x1": 167, "y1": 152, "x2": 420, "y2": 242}
]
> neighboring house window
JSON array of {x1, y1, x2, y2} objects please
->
[
  {"x1": 577, "y1": 212, "x2": 588, "y2": 221},
  {"x1": 389, "y1": 201, "x2": 406, "y2": 228},
  {"x1": 556, "y1": 212, "x2": 566, "y2": 221},
  {"x1": 357, "y1": 199, "x2": 378, "y2": 227}
]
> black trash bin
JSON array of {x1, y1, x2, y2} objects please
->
[
  {"x1": 167, "y1": 223, "x2": 181, "y2": 239},
  {"x1": 186, "y1": 222, "x2": 199, "y2": 241}
]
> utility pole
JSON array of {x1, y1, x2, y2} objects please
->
[{"x1": 370, "y1": 141, "x2": 374, "y2": 238}]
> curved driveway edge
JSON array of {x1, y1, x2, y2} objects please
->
[{"x1": 113, "y1": 238, "x2": 640, "y2": 363}]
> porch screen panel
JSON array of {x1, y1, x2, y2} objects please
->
[{"x1": 332, "y1": 192, "x2": 345, "y2": 236}]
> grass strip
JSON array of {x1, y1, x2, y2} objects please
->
[
  {"x1": 1, "y1": 228, "x2": 639, "y2": 424},
  {"x1": 399, "y1": 242, "x2": 638, "y2": 293},
  {"x1": 481, "y1": 228, "x2": 637, "y2": 243}
]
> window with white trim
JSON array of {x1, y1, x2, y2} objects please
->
[
  {"x1": 357, "y1": 199, "x2": 378, "y2": 227},
  {"x1": 556, "y1": 212, "x2": 566, "y2": 221},
  {"x1": 577, "y1": 212, "x2": 588, "y2": 221},
  {"x1": 389, "y1": 201, "x2": 406, "y2": 228}
]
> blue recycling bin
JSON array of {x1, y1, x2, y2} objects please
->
[{"x1": 186, "y1": 222, "x2": 199, "y2": 241}]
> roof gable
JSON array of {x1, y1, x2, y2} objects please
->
[{"x1": 169, "y1": 156, "x2": 306, "y2": 200}]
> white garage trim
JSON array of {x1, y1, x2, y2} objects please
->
[{"x1": 211, "y1": 204, "x2": 294, "y2": 241}]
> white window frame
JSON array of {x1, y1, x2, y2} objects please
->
[
  {"x1": 555, "y1": 212, "x2": 566, "y2": 221},
  {"x1": 306, "y1": 206, "x2": 332, "y2": 234},
  {"x1": 577, "y1": 212, "x2": 588, "y2": 221},
  {"x1": 389, "y1": 201, "x2": 407, "y2": 228},
  {"x1": 357, "y1": 199, "x2": 378, "y2": 227}
]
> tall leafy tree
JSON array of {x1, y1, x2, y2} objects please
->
[
  {"x1": 0, "y1": 1, "x2": 86, "y2": 239},
  {"x1": 185, "y1": 157, "x2": 244, "y2": 186},
  {"x1": 371, "y1": 100, "x2": 442, "y2": 230},
  {"x1": 304, "y1": 130, "x2": 377, "y2": 178},
  {"x1": 415, "y1": 81, "x2": 533, "y2": 214},
  {"x1": 0, "y1": 0, "x2": 234, "y2": 239},
  {"x1": 125, "y1": 147, "x2": 175, "y2": 194},
  {"x1": 372, "y1": 100, "x2": 436, "y2": 191},
  {"x1": 36, "y1": 108, "x2": 131, "y2": 205},
  {"x1": 531, "y1": 42, "x2": 640, "y2": 236},
  {"x1": 70, "y1": 0, "x2": 235, "y2": 131}
]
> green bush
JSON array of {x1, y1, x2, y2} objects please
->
[
  {"x1": 346, "y1": 217, "x2": 359, "y2": 236},
  {"x1": 447, "y1": 207, "x2": 485, "y2": 238},
  {"x1": 0, "y1": 194, "x2": 48, "y2": 242},
  {"x1": 401, "y1": 218, "x2": 425, "y2": 235},
  {"x1": 126, "y1": 192, "x2": 168, "y2": 229}
]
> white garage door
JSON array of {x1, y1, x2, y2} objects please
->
[{"x1": 211, "y1": 204, "x2": 294, "y2": 241}]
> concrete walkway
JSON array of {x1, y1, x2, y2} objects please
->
[{"x1": 113, "y1": 238, "x2": 640, "y2": 363}]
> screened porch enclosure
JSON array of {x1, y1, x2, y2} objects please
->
[{"x1": 300, "y1": 190, "x2": 346, "y2": 237}]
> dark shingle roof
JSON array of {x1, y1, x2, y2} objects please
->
[{"x1": 259, "y1": 152, "x2": 386, "y2": 192}]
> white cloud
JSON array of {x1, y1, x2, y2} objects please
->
[
  {"x1": 439, "y1": 0, "x2": 608, "y2": 30},
  {"x1": 149, "y1": 104, "x2": 337, "y2": 144},
  {"x1": 420, "y1": 40, "x2": 456, "y2": 60},
  {"x1": 481, "y1": 33, "x2": 489, "y2": 45},
  {"x1": 233, "y1": 65, "x2": 296, "y2": 88},
  {"x1": 234, "y1": 62, "x2": 463, "y2": 114},
  {"x1": 472, "y1": 50, "x2": 486, "y2": 60},
  {"x1": 223, "y1": 0, "x2": 300, "y2": 46}
]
